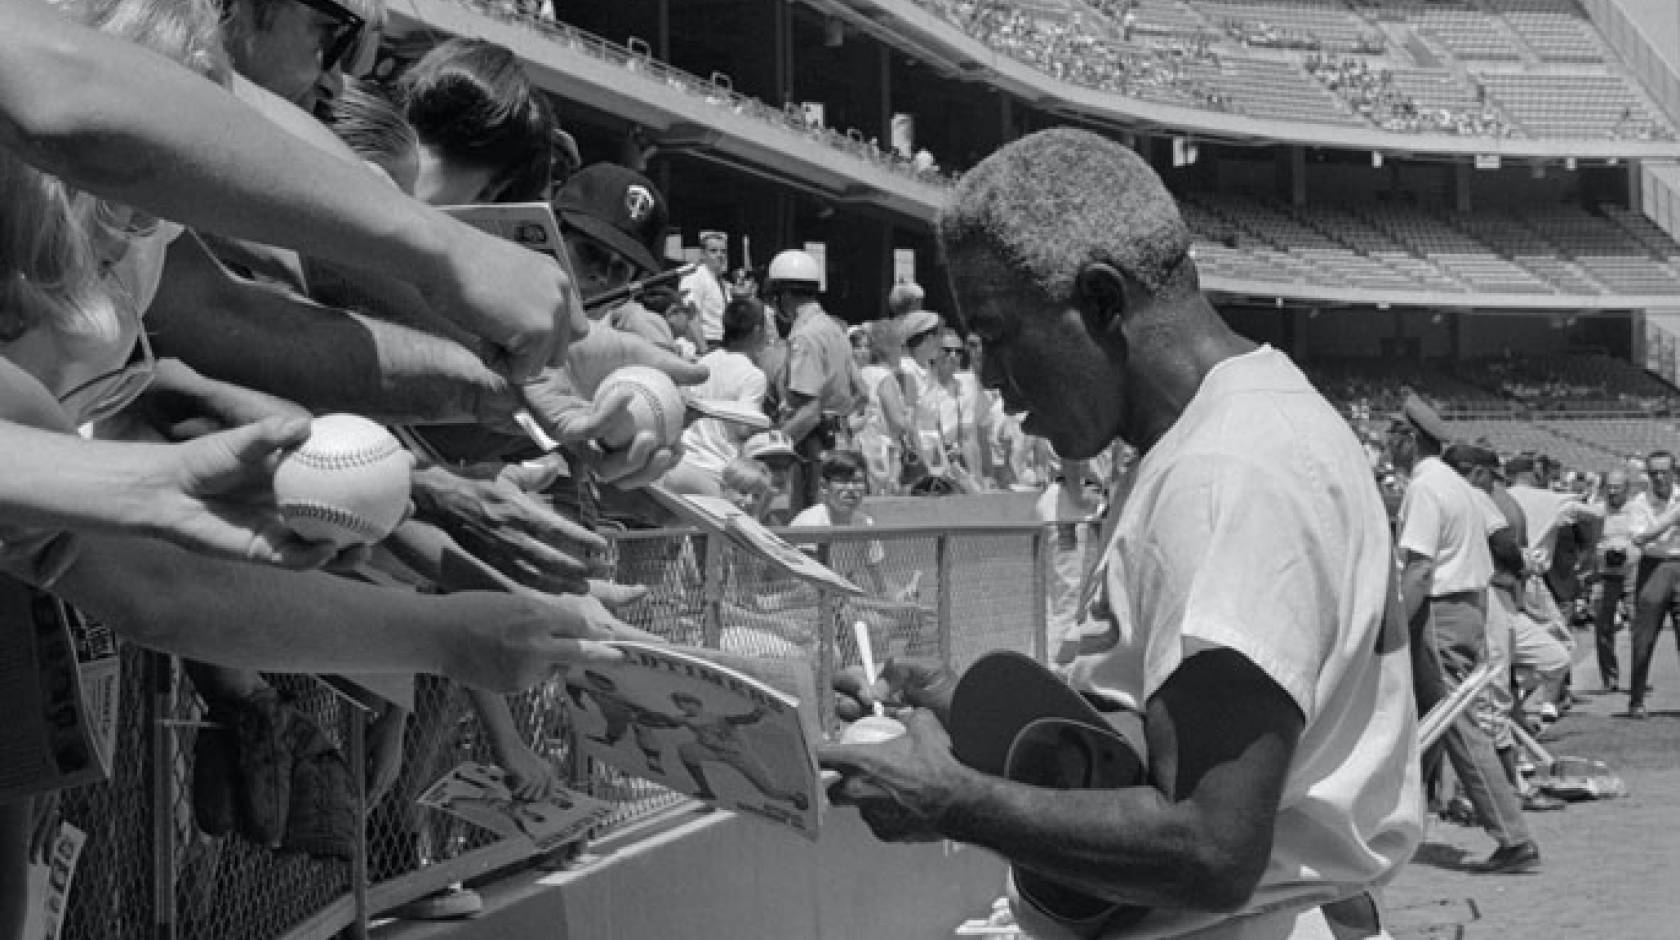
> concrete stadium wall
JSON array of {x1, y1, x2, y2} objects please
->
[
  {"x1": 378, "y1": 807, "x2": 1008, "y2": 940},
  {"x1": 1615, "y1": 0, "x2": 1680, "y2": 77},
  {"x1": 865, "y1": 491, "x2": 1043, "y2": 527}
]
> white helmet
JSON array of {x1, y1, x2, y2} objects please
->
[{"x1": 765, "y1": 249, "x2": 822, "y2": 295}]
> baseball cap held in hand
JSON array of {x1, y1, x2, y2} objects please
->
[{"x1": 554, "y1": 163, "x2": 668, "y2": 276}]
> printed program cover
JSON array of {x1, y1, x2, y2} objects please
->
[
  {"x1": 418, "y1": 762, "x2": 616, "y2": 853},
  {"x1": 0, "y1": 580, "x2": 119, "y2": 802},
  {"x1": 565, "y1": 642, "x2": 822, "y2": 839},
  {"x1": 22, "y1": 821, "x2": 85, "y2": 940}
]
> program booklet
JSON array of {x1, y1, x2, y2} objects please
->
[
  {"x1": 417, "y1": 762, "x2": 617, "y2": 853},
  {"x1": 21, "y1": 821, "x2": 85, "y2": 940},
  {"x1": 646, "y1": 484, "x2": 865, "y2": 597},
  {"x1": 0, "y1": 579, "x2": 120, "y2": 802},
  {"x1": 440, "y1": 202, "x2": 572, "y2": 271},
  {"x1": 564, "y1": 642, "x2": 823, "y2": 840}
]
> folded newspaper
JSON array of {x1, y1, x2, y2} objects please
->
[
  {"x1": 646, "y1": 484, "x2": 865, "y2": 597},
  {"x1": 418, "y1": 762, "x2": 616, "y2": 853},
  {"x1": 565, "y1": 642, "x2": 823, "y2": 840},
  {"x1": 0, "y1": 578, "x2": 120, "y2": 802}
]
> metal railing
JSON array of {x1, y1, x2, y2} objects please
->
[
  {"x1": 424, "y1": 0, "x2": 958, "y2": 189},
  {"x1": 52, "y1": 523, "x2": 1050, "y2": 939}
]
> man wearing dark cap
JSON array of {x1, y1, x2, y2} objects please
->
[
  {"x1": 1391, "y1": 396, "x2": 1541, "y2": 872},
  {"x1": 554, "y1": 163, "x2": 669, "y2": 301}
]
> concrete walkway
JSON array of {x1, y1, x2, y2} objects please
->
[{"x1": 1385, "y1": 623, "x2": 1680, "y2": 938}]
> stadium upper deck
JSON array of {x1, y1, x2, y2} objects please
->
[{"x1": 832, "y1": 0, "x2": 1680, "y2": 158}]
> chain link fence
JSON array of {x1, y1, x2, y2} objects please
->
[{"x1": 47, "y1": 523, "x2": 1048, "y2": 939}]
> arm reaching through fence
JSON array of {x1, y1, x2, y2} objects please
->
[{"x1": 53, "y1": 536, "x2": 627, "y2": 693}]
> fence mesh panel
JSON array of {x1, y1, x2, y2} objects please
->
[
  {"x1": 57, "y1": 647, "x2": 158, "y2": 940},
  {"x1": 45, "y1": 523, "x2": 1047, "y2": 939}
]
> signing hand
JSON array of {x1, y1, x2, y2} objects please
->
[
  {"x1": 411, "y1": 465, "x2": 604, "y2": 595},
  {"x1": 817, "y1": 709, "x2": 965, "y2": 843},
  {"x1": 831, "y1": 658, "x2": 959, "y2": 724}
]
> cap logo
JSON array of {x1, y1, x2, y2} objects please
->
[{"x1": 624, "y1": 185, "x2": 656, "y2": 222}]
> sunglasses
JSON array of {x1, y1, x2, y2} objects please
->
[
  {"x1": 291, "y1": 0, "x2": 373, "y2": 76},
  {"x1": 940, "y1": 346, "x2": 965, "y2": 356}
]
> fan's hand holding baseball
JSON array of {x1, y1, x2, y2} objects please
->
[
  {"x1": 141, "y1": 416, "x2": 372, "y2": 569},
  {"x1": 818, "y1": 709, "x2": 963, "y2": 843},
  {"x1": 560, "y1": 328, "x2": 708, "y2": 400},
  {"x1": 410, "y1": 465, "x2": 603, "y2": 595},
  {"x1": 521, "y1": 331, "x2": 708, "y2": 489}
]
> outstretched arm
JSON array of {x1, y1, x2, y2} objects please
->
[
  {"x1": 53, "y1": 535, "x2": 624, "y2": 692},
  {"x1": 0, "y1": 0, "x2": 582, "y2": 379},
  {"x1": 148, "y1": 235, "x2": 516, "y2": 425}
]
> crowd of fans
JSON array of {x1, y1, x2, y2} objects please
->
[
  {"x1": 445, "y1": 0, "x2": 958, "y2": 185},
  {"x1": 1305, "y1": 55, "x2": 1514, "y2": 137},
  {"x1": 916, "y1": 0, "x2": 1233, "y2": 111},
  {"x1": 0, "y1": 0, "x2": 1087, "y2": 929}
]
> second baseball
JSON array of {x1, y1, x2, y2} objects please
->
[
  {"x1": 274, "y1": 413, "x2": 413, "y2": 549},
  {"x1": 593, "y1": 365, "x2": 685, "y2": 449}
]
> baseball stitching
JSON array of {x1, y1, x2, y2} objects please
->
[
  {"x1": 608, "y1": 377, "x2": 672, "y2": 443},
  {"x1": 279, "y1": 500, "x2": 385, "y2": 542},
  {"x1": 289, "y1": 435, "x2": 403, "y2": 471}
]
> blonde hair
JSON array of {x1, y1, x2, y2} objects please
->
[
  {"x1": 721, "y1": 458, "x2": 773, "y2": 498},
  {"x1": 1, "y1": 0, "x2": 228, "y2": 343},
  {"x1": 0, "y1": 161, "x2": 120, "y2": 343}
]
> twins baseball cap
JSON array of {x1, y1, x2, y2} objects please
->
[
  {"x1": 744, "y1": 430, "x2": 797, "y2": 463},
  {"x1": 553, "y1": 163, "x2": 667, "y2": 276}
]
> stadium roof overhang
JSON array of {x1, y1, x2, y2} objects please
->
[
  {"x1": 816, "y1": 0, "x2": 1680, "y2": 163},
  {"x1": 387, "y1": 0, "x2": 946, "y2": 226}
]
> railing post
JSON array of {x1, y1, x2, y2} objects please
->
[
  {"x1": 1031, "y1": 529, "x2": 1050, "y2": 664},
  {"x1": 150, "y1": 653, "x2": 177, "y2": 940},
  {"x1": 702, "y1": 532, "x2": 725, "y2": 649},
  {"x1": 816, "y1": 586, "x2": 839, "y2": 739},
  {"x1": 936, "y1": 533, "x2": 953, "y2": 668},
  {"x1": 348, "y1": 711, "x2": 370, "y2": 940}
]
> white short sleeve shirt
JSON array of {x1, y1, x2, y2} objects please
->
[
  {"x1": 1057, "y1": 347, "x2": 1420, "y2": 939},
  {"x1": 1396, "y1": 457, "x2": 1496, "y2": 596}
]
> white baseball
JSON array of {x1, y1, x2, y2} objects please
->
[
  {"x1": 274, "y1": 414, "x2": 413, "y2": 549},
  {"x1": 593, "y1": 365, "x2": 685, "y2": 449}
]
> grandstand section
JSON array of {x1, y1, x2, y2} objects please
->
[
  {"x1": 877, "y1": 0, "x2": 1680, "y2": 155},
  {"x1": 1183, "y1": 194, "x2": 1680, "y2": 302}
]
